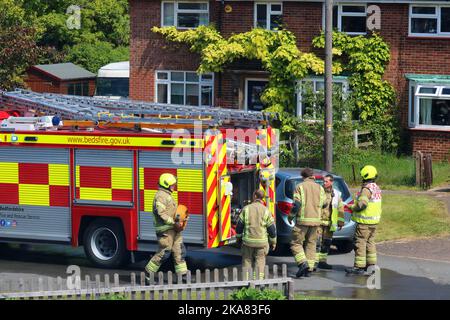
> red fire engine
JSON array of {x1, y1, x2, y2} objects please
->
[{"x1": 0, "y1": 90, "x2": 278, "y2": 268}]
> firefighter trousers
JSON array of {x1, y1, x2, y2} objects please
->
[
  {"x1": 146, "y1": 229, "x2": 188, "y2": 275},
  {"x1": 290, "y1": 225, "x2": 319, "y2": 271},
  {"x1": 241, "y1": 244, "x2": 268, "y2": 280},
  {"x1": 316, "y1": 226, "x2": 333, "y2": 263},
  {"x1": 354, "y1": 223, "x2": 377, "y2": 268}
]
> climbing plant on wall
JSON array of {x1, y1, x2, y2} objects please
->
[{"x1": 152, "y1": 25, "x2": 398, "y2": 155}]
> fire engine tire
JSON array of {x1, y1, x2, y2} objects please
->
[{"x1": 83, "y1": 219, "x2": 129, "y2": 268}]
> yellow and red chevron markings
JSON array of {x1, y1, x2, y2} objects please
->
[
  {"x1": 218, "y1": 133, "x2": 231, "y2": 243},
  {"x1": 205, "y1": 132, "x2": 220, "y2": 248}
]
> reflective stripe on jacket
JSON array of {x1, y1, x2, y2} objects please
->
[
  {"x1": 236, "y1": 200, "x2": 276, "y2": 248},
  {"x1": 152, "y1": 188, "x2": 176, "y2": 233},
  {"x1": 292, "y1": 177, "x2": 326, "y2": 226}
]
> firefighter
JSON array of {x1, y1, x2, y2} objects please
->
[
  {"x1": 315, "y1": 174, "x2": 345, "y2": 270},
  {"x1": 236, "y1": 189, "x2": 277, "y2": 280},
  {"x1": 345, "y1": 165, "x2": 382, "y2": 275},
  {"x1": 288, "y1": 168, "x2": 327, "y2": 278},
  {"x1": 145, "y1": 173, "x2": 188, "y2": 281}
]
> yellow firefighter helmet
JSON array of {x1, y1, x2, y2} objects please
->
[
  {"x1": 159, "y1": 173, "x2": 177, "y2": 189},
  {"x1": 360, "y1": 165, "x2": 378, "y2": 180}
]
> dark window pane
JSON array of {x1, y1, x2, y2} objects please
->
[
  {"x1": 418, "y1": 87, "x2": 437, "y2": 94},
  {"x1": 341, "y1": 16, "x2": 366, "y2": 33},
  {"x1": 178, "y1": 13, "x2": 201, "y2": 28},
  {"x1": 411, "y1": 18, "x2": 437, "y2": 33},
  {"x1": 342, "y1": 5, "x2": 366, "y2": 13},
  {"x1": 163, "y1": 2, "x2": 175, "y2": 26},
  {"x1": 68, "y1": 84, "x2": 75, "y2": 95},
  {"x1": 412, "y1": 6, "x2": 436, "y2": 15},
  {"x1": 157, "y1": 83, "x2": 168, "y2": 103},
  {"x1": 157, "y1": 72, "x2": 168, "y2": 80},
  {"x1": 271, "y1": 4, "x2": 282, "y2": 12},
  {"x1": 83, "y1": 82, "x2": 89, "y2": 96},
  {"x1": 410, "y1": 86, "x2": 415, "y2": 124},
  {"x1": 186, "y1": 72, "x2": 199, "y2": 82},
  {"x1": 270, "y1": 14, "x2": 282, "y2": 30},
  {"x1": 333, "y1": 6, "x2": 338, "y2": 29},
  {"x1": 201, "y1": 86, "x2": 213, "y2": 106},
  {"x1": 257, "y1": 4, "x2": 267, "y2": 28},
  {"x1": 186, "y1": 84, "x2": 199, "y2": 106},
  {"x1": 441, "y1": 8, "x2": 450, "y2": 32},
  {"x1": 442, "y1": 88, "x2": 450, "y2": 95},
  {"x1": 75, "y1": 83, "x2": 82, "y2": 96},
  {"x1": 431, "y1": 100, "x2": 450, "y2": 125},
  {"x1": 171, "y1": 83, "x2": 184, "y2": 104},
  {"x1": 178, "y1": 3, "x2": 207, "y2": 10},
  {"x1": 247, "y1": 80, "x2": 268, "y2": 111},
  {"x1": 95, "y1": 78, "x2": 129, "y2": 97},
  {"x1": 171, "y1": 72, "x2": 184, "y2": 81}
]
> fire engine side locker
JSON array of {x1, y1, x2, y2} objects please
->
[
  {"x1": 137, "y1": 150, "x2": 205, "y2": 248},
  {"x1": 0, "y1": 146, "x2": 72, "y2": 243}
]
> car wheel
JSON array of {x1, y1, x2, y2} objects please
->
[
  {"x1": 336, "y1": 240, "x2": 354, "y2": 254},
  {"x1": 83, "y1": 218, "x2": 129, "y2": 268}
]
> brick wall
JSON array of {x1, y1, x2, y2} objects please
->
[{"x1": 410, "y1": 130, "x2": 450, "y2": 162}]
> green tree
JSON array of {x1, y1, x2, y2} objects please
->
[{"x1": 65, "y1": 41, "x2": 129, "y2": 73}]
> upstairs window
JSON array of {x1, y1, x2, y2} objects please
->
[
  {"x1": 409, "y1": 5, "x2": 450, "y2": 36},
  {"x1": 330, "y1": 4, "x2": 367, "y2": 35},
  {"x1": 255, "y1": 3, "x2": 283, "y2": 30},
  {"x1": 162, "y1": 2, "x2": 209, "y2": 29}
]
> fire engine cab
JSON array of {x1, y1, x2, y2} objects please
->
[{"x1": 0, "y1": 90, "x2": 278, "y2": 268}]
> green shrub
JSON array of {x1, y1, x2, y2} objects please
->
[
  {"x1": 230, "y1": 287, "x2": 286, "y2": 300},
  {"x1": 99, "y1": 293, "x2": 128, "y2": 300}
]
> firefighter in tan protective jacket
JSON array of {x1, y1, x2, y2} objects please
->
[
  {"x1": 145, "y1": 173, "x2": 188, "y2": 280},
  {"x1": 288, "y1": 168, "x2": 327, "y2": 278},
  {"x1": 236, "y1": 189, "x2": 277, "y2": 280}
]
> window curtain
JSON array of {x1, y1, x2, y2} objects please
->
[{"x1": 420, "y1": 99, "x2": 432, "y2": 125}]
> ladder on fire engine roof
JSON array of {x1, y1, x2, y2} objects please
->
[{"x1": 0, "y1": 89, "x2": 276, "y2": 129}]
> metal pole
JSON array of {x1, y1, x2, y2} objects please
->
[{"x1": 324, "y1": 0, "x2": 333, "y2": 172}]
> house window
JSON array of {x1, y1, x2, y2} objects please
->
[
  {"x1": 296, "y1": 78, "x2": 349, "y2": 119},
  {"x1": 409, "y1": 5, "x2": 450, "y2": 36},
  {"x1": 255, "y1": 3, "x2": 283, "y2": 30},
  {"x1": 67, "y1": 82, "x2": 89, "y2": 96},
  {"x1": 155, "y1": 71, "x2": 214, "y2": 107},
  {"x1": 410, "y1": 84, "x2": 450, "y2": 127},
  {"x1": 326, "y1": 4, "x2": 367, "y2": 35},
  {"x1": 162, "y1": 2, "x2": 209, "y2": 29}
]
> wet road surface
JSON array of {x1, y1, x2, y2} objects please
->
[{"x1": 1, "y1": 243, "x2": 450, "y2": 299}]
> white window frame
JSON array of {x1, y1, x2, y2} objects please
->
[
  {"x1": 244, "y1": 78, "x2": 269, "y2": 111},
  {"x1": 296, "y1": 77, "x2": 349, "y2": 119},
  {"x1": 155, "y1": 70, "x2": 214, "y2": 107},
  {"x1": 409, "y1": 4, "x2": 450, "y2": 37},
  {"x1": 323, "y1": 3, "x2": 367, "y2": 35},
  {"x1": 409, "y1": 82, "x2": 450, "y2": 129},
  {"x1": 161, "y1": 1, "x2": 209, "y2": 29},
  {"x1": 254, "y1": 2, "x2": 283, "y2": 31}
]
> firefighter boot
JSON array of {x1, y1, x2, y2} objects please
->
[
  {"x1": 318, "y1": 261, "x2": 333, "y2": 270},
  {"x1": 345, "y1": 267, "x2": 365, "y2": 275},
  {"x1": 296, "y1": 262, "x2": 309, "y2": 278}
]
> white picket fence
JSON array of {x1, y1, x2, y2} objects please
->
[{"x1": 0, "y1": 264, "x2": 294, "y2": 300}]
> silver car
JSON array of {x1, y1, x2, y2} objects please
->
[{"x1": 274, "y1": 169, "x2": 356, "y2": 254}]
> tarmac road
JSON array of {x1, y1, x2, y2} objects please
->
[{"x1": 1, "y1": 242, "x2": 450, "y2": 299}]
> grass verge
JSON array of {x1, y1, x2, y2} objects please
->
[
  {"x1": 376, "y1": 194, "x2": 450, "y2": 242},
  {"x1": 334, "y1": 150, "x2": 449, "y2": 190}
]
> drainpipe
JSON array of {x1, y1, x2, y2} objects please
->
[{"x1": 217, "y1": 0, "x2": 224, "y2": 104}]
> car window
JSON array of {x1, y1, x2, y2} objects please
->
[{"x1": 285, "y1": 177, "x2": 350, "y2": 201}]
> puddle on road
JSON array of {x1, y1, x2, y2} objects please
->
[{"x1": 296, "y1": 265, "x2": 450, "y2": 300}]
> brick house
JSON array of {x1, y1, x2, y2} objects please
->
[
  {"x1": 25, "y1": 63, "x2": 96, "y2": 96},
  {"x1": 130, "y1": 0, "x2": 450, "y2": 161}
]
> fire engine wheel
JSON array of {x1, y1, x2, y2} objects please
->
[{"x1": 83, "y1": 219, "x2": 129, "y2": 268}]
